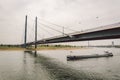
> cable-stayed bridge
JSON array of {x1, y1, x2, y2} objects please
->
[{"x1": 21, "y1": 16, "x2": 120, "y2": 48}]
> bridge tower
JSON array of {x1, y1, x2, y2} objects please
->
[
  {"x1": 35, "y1": 17, "x2": 37, "y2": 49},
  {"x1": 24, "y1": 15, "x2": 27, "y2": 48}
]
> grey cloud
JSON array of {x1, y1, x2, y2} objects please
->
[{"x1": 0, "y1": 0, "x2": 120, "y2": 44}]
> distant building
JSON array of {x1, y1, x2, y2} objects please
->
[{"x1": 112, "y1": 41, "x2": 114, "y2": 47}]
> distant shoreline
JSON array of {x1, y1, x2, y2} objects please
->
[
  {"x1": 0, "y1": 46, "x2": 119, "y2": 51},
  {"x1": 0, "y1": 47, "x2": 86, "y2": 51}
]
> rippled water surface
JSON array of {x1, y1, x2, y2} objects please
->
[{"x1": 0, "y1": 48, "x2": 120, "y2": 80}]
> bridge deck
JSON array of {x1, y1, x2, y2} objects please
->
[
  {"x1": 23, "y1": 22, "x2": 120, "y2": 45},
  {"x1": 41, "y1": 22, "x2": 120, "y2": 40}
]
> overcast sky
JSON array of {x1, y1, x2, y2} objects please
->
[{"x1": 0, "y1": 0, "x2": 120, "y2": 45}]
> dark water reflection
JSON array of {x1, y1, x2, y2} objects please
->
[
  {"x1": 0, "y1": 48, "x2": 120, "y2": 80},
  {"x1": 37, "y1": 48, "x2": 120, "y2": 80}
]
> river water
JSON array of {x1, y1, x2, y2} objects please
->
[{"x1": 0, "y1": 48, "x2": 120, "y2": 80}]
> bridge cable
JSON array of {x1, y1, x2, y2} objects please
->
[
  {"x1": 37, "y1": 22, "x2": 71, "y2": 37},
  {"x1": 28, "y1": 17, "x2": 60, "y2": 36},
  {"x1": 38, "y1": 18, "x2": 77, "y2": 32},
  {"x1": 29, "y1": 16, "x2": 77, "y2": 33}
]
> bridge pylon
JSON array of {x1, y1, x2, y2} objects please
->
[
  {"x1": 35, "y1": 16, "x2": 37, "y2": 49},
  {"x1": 24, "y1": 15, "x2": 27, "y2": 48}
]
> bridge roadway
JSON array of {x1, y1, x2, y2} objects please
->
[{"x1": 25, "y1": 22, "x2": 120, "y2": 46}]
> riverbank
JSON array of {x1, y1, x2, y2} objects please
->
[{"x1": 0, "y1": 46, "x2": 86, "y2": 51}]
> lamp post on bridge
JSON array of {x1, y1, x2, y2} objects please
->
[{"x1": 63, "y1": 27, "x2": 64, "y2": 36}]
